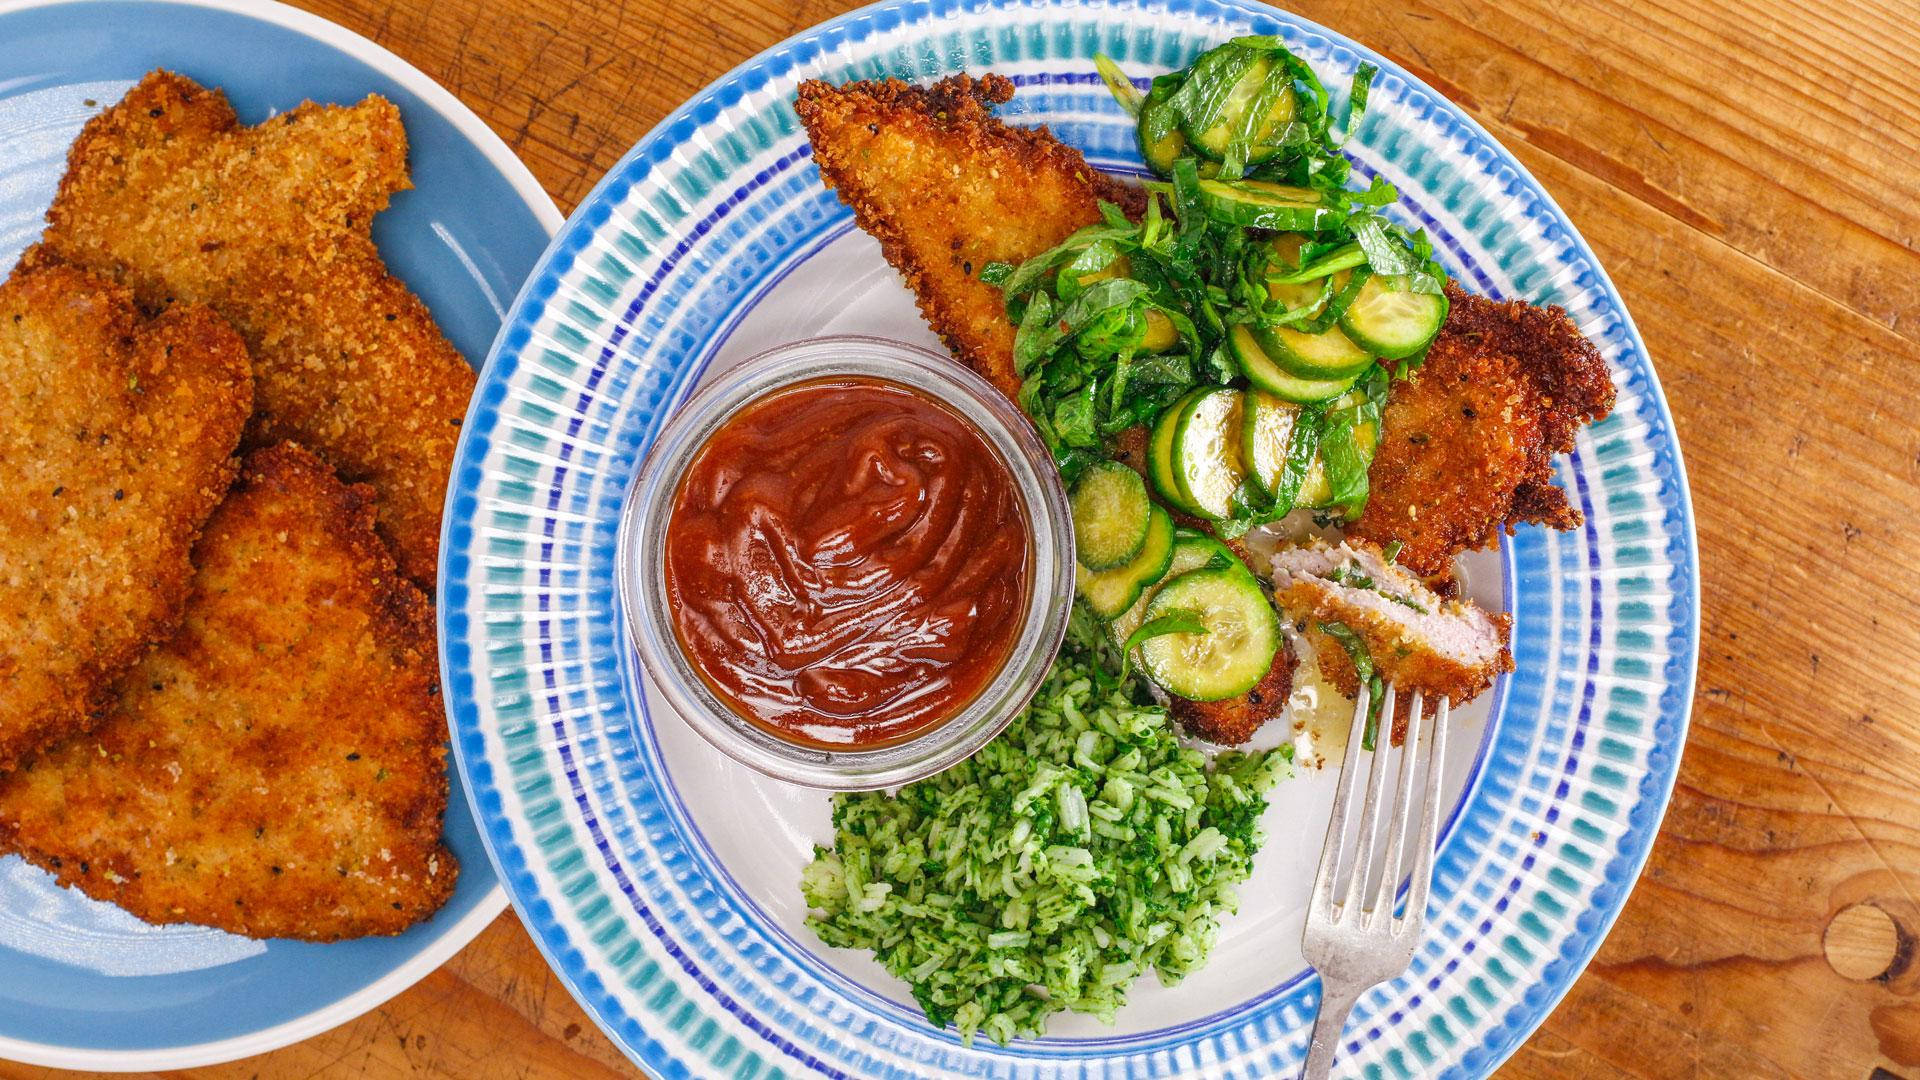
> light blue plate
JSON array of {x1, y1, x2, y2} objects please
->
[
  {"x1": 444, "y1": 0, "x2": 1699, "y2": 1076},
  {"x1": 0, "y1": 0, "x2": 559, "y2": 1069}
]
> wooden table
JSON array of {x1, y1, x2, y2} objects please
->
[{"x1": 6, "y1": 0, "x2": 1916, "y2": 1076}]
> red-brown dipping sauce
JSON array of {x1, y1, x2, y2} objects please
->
[{"x1": 663, "y1": 376, "x2": 1031, "y2": 749}]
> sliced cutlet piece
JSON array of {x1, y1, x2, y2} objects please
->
[
  {"x1": 28, "y1": 69, "x2": 474, "y2": 587},
  {"x1": 1270, "y1": 538, "x2": 1513, "y2": 744},
  {"x1": 0, "y1": 262, "x2": 250, "y2": 771},
  {"x1": 795, "y1": 74, "x2": 1144, "y2": 399},
  {"x1": 0, "y1": 444, "x2": 456, "y2": 941}
]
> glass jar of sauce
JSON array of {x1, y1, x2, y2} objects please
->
[{"x1": 619, "y1": 336, "x2": 1073, "y2": 790}]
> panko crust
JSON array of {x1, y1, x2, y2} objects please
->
[
  {"x1": 1170, "y1": 643, "x2": 1298, "y2": 746},
  {"x1": 27, "y1": 69, "x2": 474, "y2": 587},
  {"x1": 1352, "y1": 285, "x2": 1615, "y2": 578},
  {"x1": 795, "y1": 74, "x2": 1145, "y2": 399},
  {"x1": 0, "y1": 262, "x2": 251, "y2": 771},
  {"x1": 0, "y1": 444, "x2": 456, "y2": 941}
]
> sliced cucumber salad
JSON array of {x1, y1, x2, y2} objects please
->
[{"x1": 991, "y1": 34, "x2": 1460, "y2": 707}]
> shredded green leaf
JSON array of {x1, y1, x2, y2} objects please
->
[
  {"x1": 1316, "y1": 620, "x2": 1385, "y2": 750},
  {"x1": 1317, "y1": 367, "x2": 1389, "y2": 520},
  {"x1": 1120, "y1": 609, "x2": 1209, "y2": 677},
  {"x1": 1327, "y1": 562, "x2": 1429, "y2": 614}
]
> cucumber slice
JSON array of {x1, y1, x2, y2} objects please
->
[
  {"x1": 1148, "y1": 389, "x2": 1205, "y2": 515},
  {"x1": 1196, "y1": 180, "x2": 1340, "y2": 232},
  {"x1": 1071, "y1": 461, "x2": 1153, "y2": 570},
  {"x1": 1137, "y1": 76, "x2": 1187, "y2": 178},
  {"x1": 1107, "y1": 532, "x2": 1249, "y2": 648},
  {"x1": 1296, "y1": 452, "x2": 1330, "y2": 508},
  {"x1": 1229, "y1": 324, "x2": 1361, "y2": 404},
  {"x1": 1252, "y1": 320, "x2": 1375, "y2": 380},
  {"x1": 1265, "y1": 234, "x2": 1326, "y2": 315},
  {"x1": 1242, "y1": 388, "x2": 1321, "y2": 512},
  {"x1": 1339, "y1": 273, "x2": 1450, "y2": 359},
  {"x1": 1138, "y1": 567, "x2": 1281, "y2": 701},
  {"x1": 1140, "y1": 308, "x2": 1181, "y2": 353},
  {"x1": 1169, "y1": 387, "x2": 1247, "y2": 520},
  {"x1": 1077, "y1": 505, "x2": 1176, "y2": 618},
  {"x1": 1142, "y1": 126, "x2": 1189, "y2": 177},
  {"x1": 1296, "y1": 389, "x2": 1379, "y2": 509},
  {"x1": 1179, "y1": 53, "x2": 1295, "y2": 164},
  {"x1": 1242, "y1": 389, "x2": 1297, "y2": 504}
]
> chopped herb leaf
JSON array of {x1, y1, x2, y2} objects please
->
[{"x1": 1316, "y1": 620, "x2": 1385, "y2": 750}]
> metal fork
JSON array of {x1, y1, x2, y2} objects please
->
[{"x1": 1298, "y1": 685, "x2": 1449, "y2": 1080}]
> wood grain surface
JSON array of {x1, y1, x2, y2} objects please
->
[{"x1": 5, "y1": 0, "x2": 1917, "y2": 1076}]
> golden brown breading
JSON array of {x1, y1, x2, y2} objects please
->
[
  {"x1": 27, "y1": 70, "x2": 473, "y2": 587},
  {"x1": 1306, "y1": 638, "x2": 1510, "y2": 747},
  {"x1": 1351, "y1": 285, "x2": 1615, "y2": 578},
  {"x1": 795, "y1": 74, "x2": 1144, "y2": 399},
  {"x1": 0, "y1": 444, "x2": 456, "y2": 941},
  {"x1": 0, "y1": 262, "x2": 250, "y2": 771},
  {"x1": 1169, "y1": 643, "x2": 1297, "y2": 745}
]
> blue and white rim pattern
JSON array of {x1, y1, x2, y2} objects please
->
[{"x1": 441, "y1": 0, "x2": 1699, "y2": 1076}]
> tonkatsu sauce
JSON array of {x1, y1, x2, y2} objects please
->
[{"x1": 663, "y1": 376, "x2": 1030, "y2": 748}]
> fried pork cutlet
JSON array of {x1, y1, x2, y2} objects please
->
[
  {"x1": 27, "y1": 70, "x2": 474, "y2": 587},
  {"x1": 0, "y1": 444, "x2": 456, "y2": 940},
  {"x1": 796, "y1": 74, "x2": 1145, "y2": 398},
  {"x1": 1270, "y1": 539, "x2": 1513, "y2": 744},
  {"x1": 1350, "y1": 285, "x2": 1615, "y2": 579},
  {"x1": 0, "y1": 263, "x2": 250, "y2": 772}
]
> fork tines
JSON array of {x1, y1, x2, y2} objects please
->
[{"x1": 1313, "y1": 685, "x2": 1449, "y2": 930}]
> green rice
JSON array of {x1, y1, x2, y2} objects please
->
[{"x1": 799, "y1": 641, "x2": 1290, "y2": 1045}]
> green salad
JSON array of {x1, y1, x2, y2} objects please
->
[
  {"x1": 987, "y1": 35, "x2": 1449, "y2": 538},
  {"x1": 801, "y1": 616, "x2": 1290, "y2": 1045}
]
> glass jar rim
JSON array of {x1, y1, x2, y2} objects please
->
[{"x1": 615, "y1": 335, "x2": 1074, "y2": 790}]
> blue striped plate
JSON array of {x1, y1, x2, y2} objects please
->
[{"x1": 443, "y1": 0, "x2": 1698, "y2": 1075}]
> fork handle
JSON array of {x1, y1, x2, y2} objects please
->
[{"x1": 1300, "y1": 982, "x2": 1364, "y2": 1080}]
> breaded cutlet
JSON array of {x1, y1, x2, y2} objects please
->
[
  {"x1": 0, "y1": 444, "x2": 457, "y2": 941},
  {"x1": 0, "y1": 262, "x2": 250, "y2": 772},
  {"x1": 1271, "y1": 539, "x2": 1513, "y2": 745},
  {"x1": 796, "y1": 74, "x2": 1145, "y2": 399},
  {"x1": 1351, "y1": 285, "x2": 1615, "y2": 579},
  {"x1": 27, "y1": 69, "x2": 474, "y2": 587}
]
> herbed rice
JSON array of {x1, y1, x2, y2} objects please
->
[{"x1": 800, "y1": 642, "x2": 1289, "y2": 1045}]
